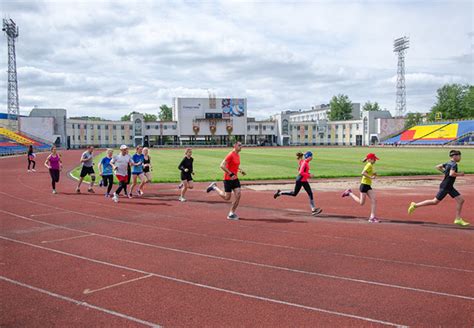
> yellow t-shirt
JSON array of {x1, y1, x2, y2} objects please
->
[{"x1": 361, "y1": 162, "x2": 374, "y2": 186}]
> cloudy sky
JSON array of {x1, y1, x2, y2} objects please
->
[{"x1": 1, "y1": 0, "x2": 472, "y2": 119}]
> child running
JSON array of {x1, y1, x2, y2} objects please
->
[
  {"x1": 98, "y1": 149, "x2": 114, "y2": 198},
  {"x1": 341, "y1": 153, "x2": 379, "y2": 223},
  {"x1": 130, "y1": 145, "x2": 147, "y2": 197},
  {"x1": 141, "y1": 147, "x2": 152, "y2": 194},
  {"x1": 408, "y1": 150, "x2": 469, "y2": 227},
  {"x1": 274, "y1": 151, "x2": 322, "y2": 216},
  {"x1": 206, "y1": 141, "x2": 246, "y2": 220},
  {"x1": 178, "y1": 148, "x2": 194, "y2": 202},
  {"x1": 44, "y1": 145, "x2": 62, "y2": 194},
  {"x1": 27, "y1": 145, "x2": 36, "y2": 172},
  {"x1": 110, "y1": 145, "x2": 135, "y2": 203},
  {"x1": 76, "y1": 145, "x2": 96, "y2": 194}
]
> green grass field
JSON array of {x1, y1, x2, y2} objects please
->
[{"x1": 70, "y1": 147, "x2": 474, "y2": 183}]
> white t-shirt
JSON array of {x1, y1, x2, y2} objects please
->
[{"x1": 111, "y1": 154, "x2": 133, "y2": 176}]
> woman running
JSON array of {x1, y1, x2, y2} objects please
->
[
  {"x1": 27, "y1": 145, "x2": 36, "y2": 172},
  {"x1": 44, "y1": 145, "x2": 62, "y2": 194},
  {"x1": 111, "y1": 145, "x2": 135, "y2": 203},
  {"x1": 178, "y1": 148, "x2": 194, "y2": 202},
  {"x1": 341, "y1": 153, "x2": 379, "y2": 223},
  {"x1": 130, "y1": 146, "x2": 148, "y2": 197},
  {"x1": 274, "y1": 151, "x2": 322, "y2": 216},
  {"x1": 141, "y1": 147, "x2": 152, "y2": 194},
  {"x1": 98, "y1": 149, "x2": 114, "y2": 197}
]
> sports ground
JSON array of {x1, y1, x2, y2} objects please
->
[{"x1": 1, "y1": 148, "x2": 473, "y2": 327}]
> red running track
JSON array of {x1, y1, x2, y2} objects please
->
[{"x1": 1, "y1": 150, "x2": 473, "y2": 327}]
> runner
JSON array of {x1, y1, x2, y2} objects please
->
[
  {"x1": 27, "y1": 145, "x2": 36, "y2": 172},
  {"x1": 274, "y1": 151, "x2": 322, "y2": 216},
  {"x1": 408, "y1": 150, "x2": 469, "y2": 227},
  {"x1": 130, "y1": 145, "x2": 148, "y2": 197},
  {"x1": 110, "y1": 145, "x2": 135, "y2": 203},
  {"x1": 76, "y1": 145, "x2": 96, "y2": 193},
  {"x1": 44, "y1": 145, "x2": 62, "y2": 194},
  {"x1": 206, "y1": 142, "x2": 246, "y2": 220},
  {"x1": 178, "y1": 148, "x2": 194, "y2": 202},
  {"x1": 341, "y1": 153, "x2": 379, "y2": 223},
  {"x1": 141, "y1": 147, "x2": 152, "y2": 194},
  {"x1": 98, "y1": 149, "x2": 114, "y2": 197}
]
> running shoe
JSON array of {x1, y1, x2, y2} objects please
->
[
  {"x1": 113, "y1": 193, "x2": 119, "y2": 203},
  {"x1": 206, "y1": 182, "x2": 217, "y2": 193},
  {"x1": 179, "y1": 196, "x2": 186, "y2": 202},
  {"x1": 87, "y1": 188, "x2": 95, "y2": 193},
  {"x1": 28, "y1": 170, "x2": 31, "y2": 172},
  {"x1": 52, "y1": 189, "x2": 57, "y2": 194},
  {"x1": 138, "y1": 189, "x2": 144, "y2": 196},
  {"x1": 341, "y1": 189, "x2": 352, "y2": 197},
  {"x1": 273, "y1": 190, "x2": 281, "y2": 199},
  {"x1": 312, "y1": 208, "x2": 323, "y2": 216},
  {"x1": 454, "y1": 218, "x2": 470, "y2": 227},
  {"x1": 408, "y1": 202, "x2": 416, "y2": 214},
  {"x1": 128, "y1": 193, "x2": 133, "y2": 199},
  {"x1": 105, "y1": 193, "x2": 110, "y2": 198},
  {"x1": 32, "y1": 169, "x2": 36, "y2": 172},
  {"x1": 368, "y1": 217, "x2": 380, "y2": 223},
  {"x1": 99, "y1": 180, "x2": 103, "y2": 187},
  {"x1": 227, "y1": 213, "x2": 239, "y2": 221},
  {"x1": 75, "y1": 188, "x2": 81, "y2": 194},
  {"x1": 178, "y1": 183, "x2": 184, "y2": 190}
]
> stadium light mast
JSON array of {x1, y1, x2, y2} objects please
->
[
  {"x1": 2, "y1": 18, "x2": 20, "y2": 130},
  {"x1": 393, "y1": 36, "x2": 409, "y2": 118}
]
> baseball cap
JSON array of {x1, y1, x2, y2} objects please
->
[
  {"x1": 120, "y1": 145, "x2": 128, "y2": 150},
  {"x1": 304, "y1": 151, "x2": 313, "y2": 159},
  {"x1": 365, "y1": 153, "x2": 379, "y2": 161}
]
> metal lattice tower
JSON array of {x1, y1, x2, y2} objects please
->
[
  {"x1": 2, "y1": 18, "x2": 20, "y2": 130},
  {"x1": 393, "y1": 36, "x2": 409, "y2": 117}
]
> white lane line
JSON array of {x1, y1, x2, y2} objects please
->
[
  {"x1": 2, "y1": 209, "x2": 473, "y2": 301},
  {"x1": 0, "y1": 276, "x2": 161, "y2": 328},
  {"x1": 41, "y1": 234, "x2": 94, "y2": 244},
  {"x1": 31, "y1": 211, "x2": 70, "y2": 217},
  {"x1": 2, "y1": 192, "x2": 472, "y2": 273},
  {"x1": 83, "y1": 274, "x2": 153, "y2": 295},
  {"x1": 0, "y1": 237, "x2": 404, "y2": 327}
]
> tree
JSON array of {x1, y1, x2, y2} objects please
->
[
  {"x1": 143, "y1": 114, "x2": 157, "y2": 122},
  {"x1": 363, "y1": 101, "x2": 381, "y2": 111},
  {"x1": 121, "y1": 111, "x2": 139, "y2": 121},
  {"x1": 159, "y1": 104, "x2": 173, "y2": 121},
  {"x1": 328, "y1": 94, "x2": 353, "y2": 121},
  {"x1": 429, "y1": 84, "x2": 473, "y2": 120},
  {"x1": 404, "y1": 112, "x2": 423, "y2": 129}
]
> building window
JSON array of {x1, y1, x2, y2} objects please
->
[
  {"x1": 172, "y1": 125, "x2": 177, "y2": 130},
  {"x1": 155, "y1": 126, "x2": 159, "y2": 129},
  {"x1": 84, "y1": 124, "x2": 87, "y2": 129},
  {"x1": 263, "y1": 126, "x2": 266, "y2": 131},
  {"x1": 356, "y1": 124, "x2": 359, "y2": 130},
  {"x1": 98, "y1": 135, "x2": 101, "y2": 140},
  {"x1": 247, "y1": 125, "x2": 251, "y2": 131},
  {"x1": 121, "y1": 125, "x2": 125, "y2": 130},
  {"x1": 113, "y1": 126, "x2": 117, "y2": 130},
  {"x1": 271, "y1": 126, "x2": 274, "y2": 130},
  {"x1": 350, "y1": 134, "x2": 353, "y2": 138},
  {"x1": 105, "y1": 136, "x2": 109, "y2": 141},
  {"x1": 328, "y1": 134, "x2": 331, "y2": 139},
  {"x1": 146, "y1": 125, "x2": 150, "y2": 130},
  {"x1": 335, "y1": 134, "x2": 338, "y2": 138},
  {"x1": 255, "y1": 126, "x2": 258, "y2": 131},
  {"x1": 72, "y1": 135, "x2": 75, "y2": 140},
  {"x1": 113, "y1": 135, "x2": 117, "y2": 140},
  {"x1": 72, "y1": 124, "x2": 75, "y2": 129},
  {"x1": 78, "y1": 135, "x2": 81, "y2": 141},
  {"x1": 343, "y1": 134, "x2": 346, "y2": 138},
  {"x1": 90, "y1": 125, "x2": 93, "y2": 129},
  {"x1": 121, "y1": 136, "x2": 125, "y2": 140},
  {"x1": 105, "y1": 125, "x2": 109, "y2": 130},
  {"x1": 90, "y1": 136, "x2": 94, "y2": 140},
  {"x1": 164, "y1": 125, "x2": 168, "y2": 130},
  {"x1": 130, "y1": 136, "x2": 133, "y2": 140}
]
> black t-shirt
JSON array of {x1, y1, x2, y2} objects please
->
[
  {"x1": 178, "y1": 157, "x2": 193, "y2": 173},
  {"x1": 143, "y1": 156, "x2": 151, "y2": 173},
  {"x1": 440, "y1": 160, "x2": 458, "y2": 189}
]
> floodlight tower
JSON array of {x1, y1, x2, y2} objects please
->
[
  {"x1": 2, "y1": 18, "x2": 20, "y2": 130},
  {"x1": 393, "y1": 36, "x2": 409, "y2": 117}
]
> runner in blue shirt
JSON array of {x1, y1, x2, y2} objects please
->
[
  {"x1": 98, "y1": 149, "x2": 114, "y2": 197},
  {"x1": 130, "y1": 145, "x2": 148, "y2": 197}
]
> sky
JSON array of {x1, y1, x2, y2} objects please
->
[{"x1": 1, "y1": 0, "x2": 473, "y2": 120}]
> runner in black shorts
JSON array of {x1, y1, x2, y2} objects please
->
[
  {"x1": 408, "y1": 150, "x2": 469, "y2": 227},
  {"x1": 178, "y1": 148, "x2": 194, "y2": 202},
  {"x1": 76, "y1": 145, "x2": 96, "y2": 193}
]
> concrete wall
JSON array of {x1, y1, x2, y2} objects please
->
[{"x1": 19, "y1": 117, "x2": 56, "y2": 143}]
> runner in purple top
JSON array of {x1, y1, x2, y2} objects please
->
[{"x1": 44, "y1": 145, "x2": 62, "y2": 194}]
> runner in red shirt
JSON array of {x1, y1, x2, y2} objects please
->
[{"x1": 206, "y1": 141, "x2": 246, "y2": 220}]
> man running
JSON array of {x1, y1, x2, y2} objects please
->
[
  {"x1": 110, "y1": 145, "x2": 135, "y2": 203},
  {"x1": 206, "y1": 141, "x2": 246, "y2": 220},
  {"x1": 76, "y1": 145, "x2": 96, "y2": 193}
]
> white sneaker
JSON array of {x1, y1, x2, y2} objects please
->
[
  {"x1": 179, "y1": 196, "x2": 186, "y2": 202},
  {"x1": 28, "y1": 170, "x2": 31, "y2": 172},
  {"x1": 32, "y1": 169, "x2": 36, "y2": 172},
  {"x1": 52, "y1": 190, "x2": 57, "y2": 194},
  {"x1": 113, "y1": 194, "x2": 119, "y2": 203},
  {"x1": 227, "y1": 213, "x2": 239, "y2": 220}
]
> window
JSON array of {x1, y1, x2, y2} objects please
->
[
  {"x1": 84, "y1": 124, "x2": 87, "y2": 129},
  {"x1": 343, "y1": 134, "x2": 346, "y2": 138},
  {"x1": 172, "y1": 125, "x2": 177, "y2": 130},
  {"x1": 97, "y1": 125, "x2": 101, "y2": 130},
  {"x1": 90, "y1": 125, "x2": 93, "y2": 129},
  {"x1": 304, "y1": 126, "x2": 308, "y2": 130},
  {"x1": 305, "y1": 135, "x2": 308, "y2": 139},
  {"x1": 146, "y1": 125, "x2": 150, "y2": 130},
  {"x1": 356, "y1": 124, "x2": 359, "y2": 130},
  {"x1": 255, "y1": 126, "x2": 258, "y2": 131},
  {"x1": 78, "y1": 135, "x2": 81, "y2": 141},
  {"x1": 105, "y1": 136, "x2": 109, "y2": 141},
  {"x1": 350, "y1": 134, "x2": 353, "y2": 138},
  {"x1": 155, "y1": 125, "x2": 159, "y2": 129},
  {"x1": 72, "y1": 124, "x2": 75, "y2": 129},
  {"x1": 328, "y1": 134, "x2": 331, "y2": 139},
  {"x1": 164, "y1": 125, "x2": 168, "y2": 130},
  {"x1": 72, "y1": 135, "x2": 75, "y2": 140},
  {"x1": 130, "y1": 136, "x2": 133, "y2": 140},
  {"x1": 121, "y1": 125, "x2": 125, "y2": 130},
  {"x1": 113, "y1": 126, "x2": 117, "y2": 130},
  {"x1": 335, "y1": 134, "x2": 339, "y2": 138},
  {"x1": 263, "y1": 126, "x2": 266, "y2": 131},
  {"x1": 121, "y1": 136, "x2": 125, "y2": 140},
  {"x1": 90, "y1": 136, "x2": 94, "y2": 140},
  {"x1": 247, "y1": 125, "x2": 251, "y2": 130},
  {"x1": 271, "y1": 126, "x2": 274, "y2": 130},
  {"x1": 105, "y1": 125, "x2": 109, "y2": 130},
  {"x1": 113, "y1": 135, "x2": 117, "y2": 140},
  {"x1": 98, "y1": 135, "x2": 101, "y2": 140}
]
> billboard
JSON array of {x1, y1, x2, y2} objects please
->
[{"x1": 222, "y1": 99, "x2": 245, "y2": 118}]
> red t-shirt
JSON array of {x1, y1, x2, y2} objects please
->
[{"x1": 224, "y1": 151, "x2": 240, "y2": 180}]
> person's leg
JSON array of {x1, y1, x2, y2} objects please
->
[
  {"x1": 77, "y1": 176, "x2": 84, "y2": 190},
  {"x1": 414, "y1": 198, "x2": 440, "y2": 208},
  {"x1": 28, "y1": 159, "x2": 31, "y2": 170},
  {"x1": 302, "y1": 182, "x2": 316, "y2": 210},
  {"x1": 281, "y1": 180, "x2": 303, "y2": 197},
  {"x1": 231, "y1": 188, "x2": 241, "y2": 214},
  {"x1": 49, "y1": 169, "x2": 55, "y2": 190},
  {"x1": 88, "y1": 173, "x2": 96, "y2": 191},
  {"x1": 187, "y1": 180, "x2": 194, "y2": 190},
  {"x1": 214, "y1": 185, "x2": 231, "y2": 200},
  {"x1": 130, "y1": 174, "x2": 138, "y2": 195},
  {"x1": 349, "y1": 191, "x2": 366, "y2": 205},
  {"x1": 454, "y1": 195, "x2": 464, "y2": 219},
  {"x1": 138, "y1": 174, "x2": 147, "y2": 193},
  {"x1": 115, "y1": 181, "x2": 125, "y2": 195},
  {"x1": 367, "y1": 189, "x2": 377, "y2": 219},
  {"x1": 106, "y1": 176, "x2": 113, "y2": 195},
  {"x1": 180, "y1": 180, "x2": 188, "y2": 199},
  {"x1": 32, "y1": 160, "x2": 36, "y2": 169}
]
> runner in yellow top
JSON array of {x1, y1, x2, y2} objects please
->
[{"x1": 342, "y1": 153, "x2": 379, "y2": 223}]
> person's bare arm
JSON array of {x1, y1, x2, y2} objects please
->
[{"x1": 435, "y1": 164, "x2": 445, "y2": 173}]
